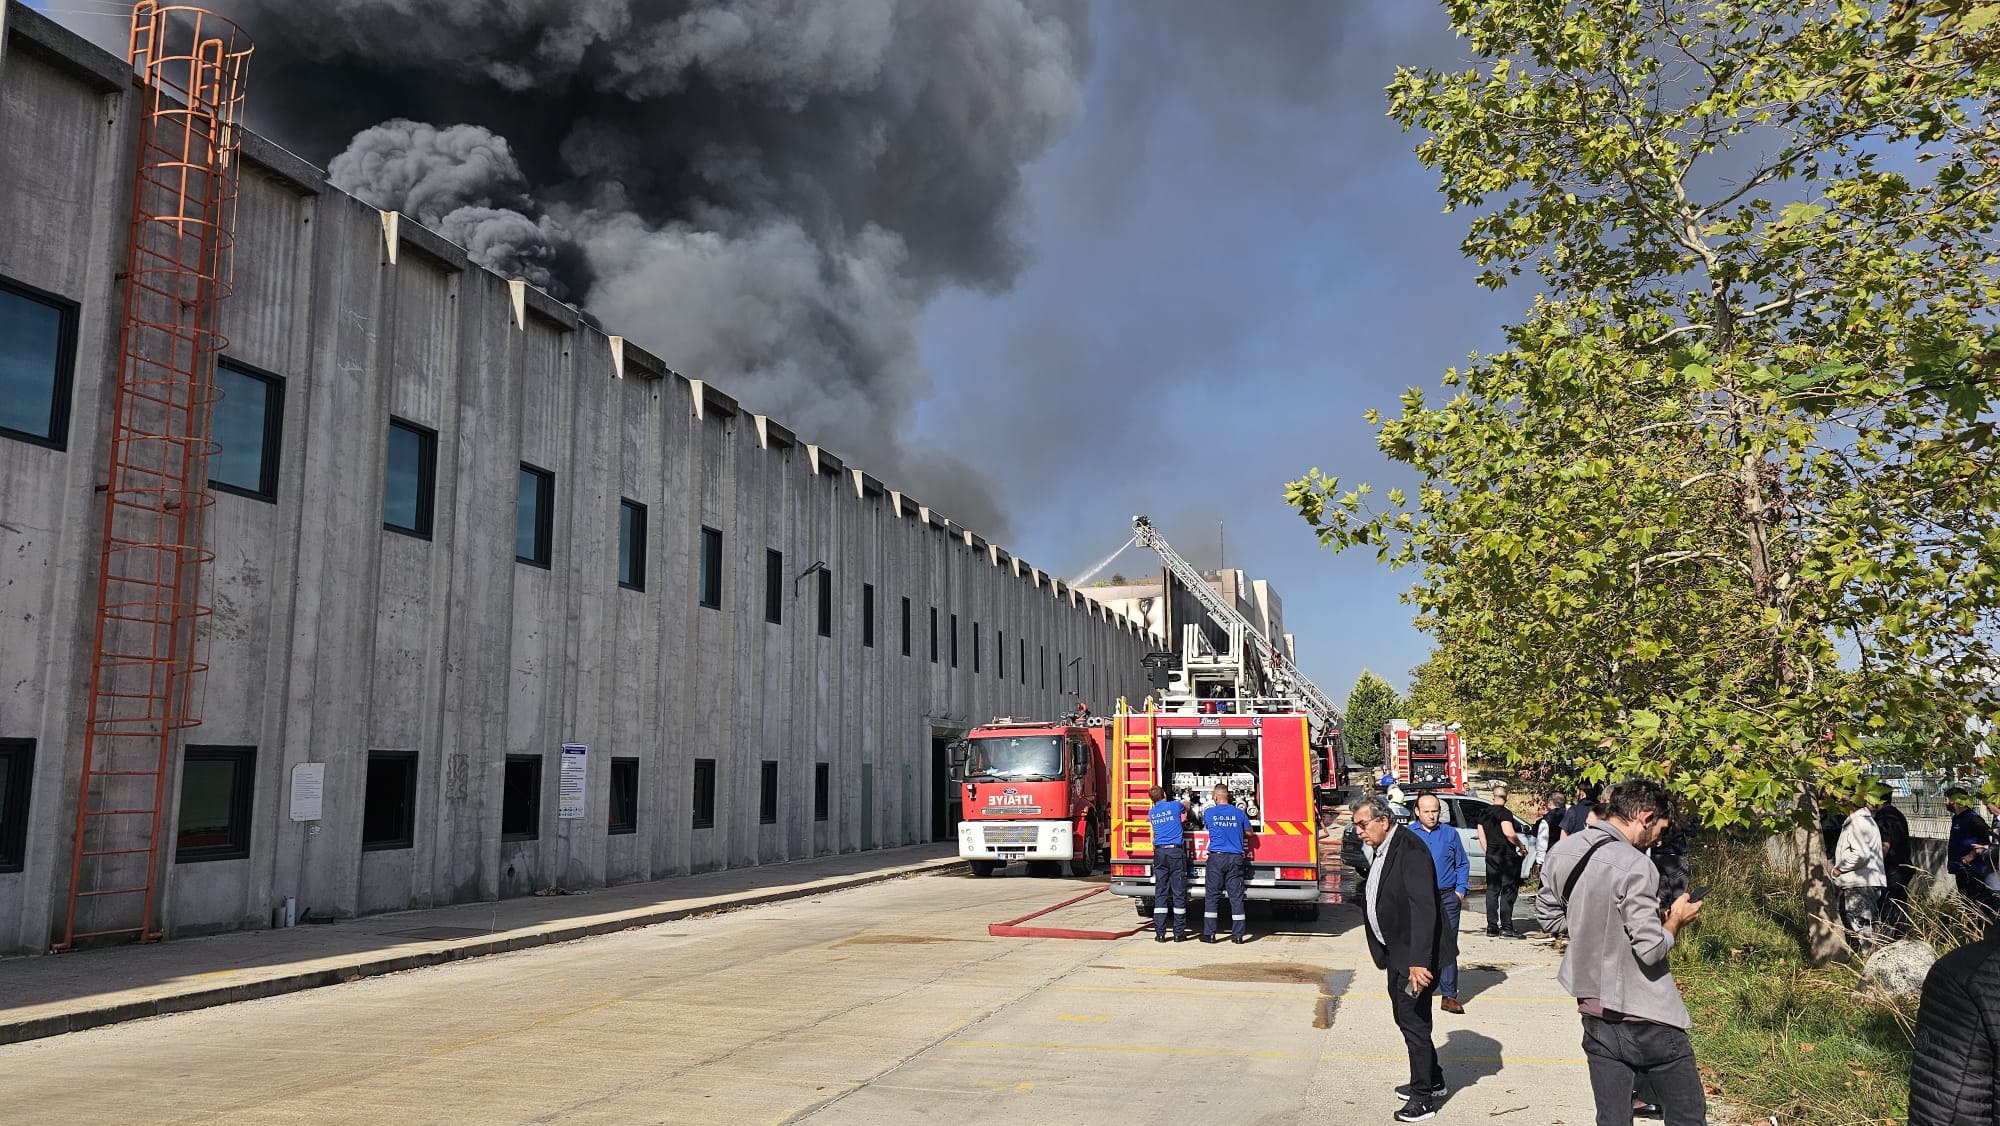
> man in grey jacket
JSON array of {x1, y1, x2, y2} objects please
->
[{"x1": 1536, "y1": 778, "x2": 1705, "y2": 1125}]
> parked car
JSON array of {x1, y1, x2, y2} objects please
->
[{"x1": 1385, "y1": 791, "x2": 1534, "y2": 887}]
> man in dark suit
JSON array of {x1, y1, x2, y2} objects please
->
[{"x1": 1354, "y1": 793, "x2": 1453, "y2": 1122}]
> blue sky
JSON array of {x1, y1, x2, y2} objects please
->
[{"x1": 29, "y1": 0, "x2": 1531, "y2": 703}]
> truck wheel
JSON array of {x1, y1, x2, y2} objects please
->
[
  {"x1": 1068, "y1": 827, "x2": 1098, "y2": 878},
  {"x1": 1136, "y1": 897, "x2": 1155, "y2": 918},
  {"x1": 968, "y1": 860, "x2": 999, "y2": 878}
]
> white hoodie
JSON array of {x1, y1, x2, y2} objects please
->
[{"x1": 1833, "y1": 808, "x2": 1887, "y2": 889}]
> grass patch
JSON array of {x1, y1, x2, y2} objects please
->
[{"x1": 1674, "y1": 835, "x2": 1984, "y2": 1125}]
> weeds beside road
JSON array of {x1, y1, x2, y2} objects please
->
[{"x1": 1675, "y1": 835, "x2": 1986, "y2": 1126}]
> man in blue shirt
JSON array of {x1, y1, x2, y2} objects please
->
[
  {"x1": 1202, "y1": 784, "x2": 1253, "y2": 944},
  {"x1": 1148, "y1": 785, "x2": 1191, "y2": 942},
  {"x1": 1410, "y1": 792, "x2": 1470, "y2": 1014},
  {"x1": 1945, "y1": 787, "x2": 2000, "y2": 923}
]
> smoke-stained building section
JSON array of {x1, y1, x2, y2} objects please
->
[
  {"x1": 205, "y1": 0, "x2": 1094, "y2": 541},
  {"x1": 0, "y1": 3, "x2": 1153, "y2": 954}
]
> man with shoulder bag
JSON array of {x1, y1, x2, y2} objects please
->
[{"x1": 1536, "y1": 778, "x2": 1706, "y2": 1125}]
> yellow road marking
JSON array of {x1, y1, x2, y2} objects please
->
[
  {"x1": 428, "y1": 999, "x2": 627, "y2": 1053},
  {"x1": 971, "y1": 1080, "x2": 1036, "y2": 1092},
  {"x1": 944, "y1": 1039, "x2": 1314, "y2": 1061},
  {"x1": 194, "y1": 969, "x2": 243, "y2": 979},
  {"x1": 1053, "y1": 984, "x2": 1300, "y2": 997},
  {"x1": 1320, "y1": 1050, "x2": 1586, "y2": 1066},
  {"x1": 1056, "y1": 1013, "x2": 1110, "y2": 1022}
]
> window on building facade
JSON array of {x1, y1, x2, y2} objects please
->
[
  {"x1": 760, "y1": 760, "x2": 779, "y2": 824},
  {"x1": 814, "y1": 762, "x2": 830, "y2": 822},
  {"x1": 0, "y1": 740, "x2": 33, "y2": 874},
  {"x1": 609, "y1": 757, "x2": 639, "y2": 835},
  {"x1": 210, "y1": 358, "x2": 284, "y2": 501},
  {"x1": 501, "y1": 754, "x2": 542, "y2": 840},
  {"x1": 901, "y1": 597, "x2": 912, "y2": 656},
  {"x1": 699, "y1": 527, "x2": 722, "y2": 608},
  {"x1": 929, "y1": 607, "x2": 939, "y2": 663},
  {"x1": 692, "y1": 758, "x2": 716, "y2": 828},
  {"x1": 361, "y1": 751, "x2": 418, "y2": 851},
  {"x1": 1040, "y1": 645, "x2": 1047, "y2": 690},
  {"x1": 383, "y1": 418, "x2": 437, "y2": 537},
  {"x1": 997, "y1": 629, "x2": 1005, "y2": 679},
  {"x1": 618, "y1": 500, "x2": 646, "y2": 590},
  {"x1": 816, "y1": 567, "x2": 832, "y2": 637},
  {"x1": 176, "y1": 745, "x2": 255, "y2": 863},
  {"x1": 1020, "y1": 638, "x2": 1027, "y2": 684},
  {"x1": 862, "y1": 584, "x2": 876, "y2": 648},
  {"x1": 516, "y1": 465, "x2": 554, "y2": 567},
  {"x1": 765, "y1": 549, "x2": 784, "y2": 624},
  {"x1": 0, "y1": 276, "x2": 78, "y2": 449},
  {"x1": 973, "y1": 622, "x2": 981, "y2": 673},
  {"x1": 950, "y1": 614, "x2": 959, "y2": 668}
]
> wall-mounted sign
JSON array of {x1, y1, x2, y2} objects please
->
[
  {"x1": 558, "y1": 743, "x2": 588, "y2": 820},
  {"x1": 289, "y1": 762, "x2": 325, "y2": 822}
]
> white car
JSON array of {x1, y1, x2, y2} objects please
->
[{"x1": 1387, "y1": 792, "x2": 1536, "y2": 885}]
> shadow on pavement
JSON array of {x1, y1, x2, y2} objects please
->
[
  {"x1": 1453, "y1": 965, "x2": 1510, "y2": 1003},
  {"x1": 1442, "y1": 1029, "x2": 1508, "y2": 1091}
]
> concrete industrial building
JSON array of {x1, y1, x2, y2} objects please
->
[{"x1": 0, "y1": 3, "x2": 1158, "y2": 954}]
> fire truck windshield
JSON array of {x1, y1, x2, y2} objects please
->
[{"x1": 964, "y1": 736, "x2": 1064, "y2": 781}]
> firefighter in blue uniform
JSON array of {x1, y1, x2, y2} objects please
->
[
  {"x1": 1148, "y1": 785, "x2": 1190, "y2": 941},
  {"x1": 1202, "y1": 784, "x2": 1252, "y2": 943}
]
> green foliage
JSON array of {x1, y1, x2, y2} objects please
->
[
  {"x1": 1673, "y1": 833, "x2": 1985, "y2": 1124},
  {"x1": 1290, "y1": 0, "x2": 2000, "y2": 830},
  {"x1": 1343, "y1": 670, "x2": 1402, "y2": 769}
]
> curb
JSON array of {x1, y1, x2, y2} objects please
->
[{"x1": 0, "y1": 856, "x2": 968, "y2": 1047}]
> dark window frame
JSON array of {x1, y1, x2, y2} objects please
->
[
  {"x1": 0, "y1": 739, "x2": 33, "y2": 874},
  {"x1": 209, "y1": 357, "x2": 285, "y2": 502},
  {"x1": 692, "y1": 758, "x2": 717, "y2": 828},
  {"x1": 618, "y1": 499, "x2": 647, "y2": 591},
  {"x1": 699, "y1": 526, "x2": 723, "y2": 609},
  {"x1": 759, "y1": 760, "x2": 779, "y2": 824},
  {"x1": 765, "y1": 549, "x2": 784, "y2": 624},
  {"x1": 516, "y1": 463, "x2": 555, "y2": 568},
  {"x1": 863, "y1": 583, "x2": 876, "y2": 648},
  {"x1": 609, "y1": 757, "x2": 639, "y2": 835},
  {"x1": 929, "y1": 606, "x2": 939, "y2": 664},
  {"x1": 1020, "y1": 638, "x2": 1027, "y2": 684},
  {"x1": 998, "y1": 629, "x2": 1006, "y2": 679},
  {"x1": 175, "y1": 745, "x2": 255, "y2": 863},
  {"x1": 0, "y1": 275, "x2": 79, "y2": 450},
  {"x1": 361, "y1": 750, "x2": 418, "y2": 852},
  {"x1": 950, "y1": 613, "x2": 959, "y2": 668},
  {"x1": 900, "y1": 597, "x2": 912, "y2": 657},
  {"x1": 383, "y1": 417, "x2": 438, "y2": 539},
  {"x1": 973, "y1": 622, "x2": 981, "y2": 673},
  {"x1": 816, "y1": 567, "x2": 833, "y2": 638},
  {"x1": 814, "y1": 762, "x2": 830, "y2": 822},
  {"x1": 501, "y1": 754, "x2": 543, "y2": 841}
]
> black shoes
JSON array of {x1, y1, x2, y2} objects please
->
[
  {"x1": 1232, "y1": 935, "x2": 1248, "y2": 944},
  {"x1": 1499, "y1": 929, "x2": 1523, "y2": 939},
  {"x1": 1200, "y1": 934, "x2": 1218, "y2": 943},
  {"x1": 1485, "y1": 928, "x2": 1501, "y2": 937},
  {"x1": 1633, "y1": 1102, "x2": 1663, "y2": 1119},
  {"x1": 1155, "y1": 933, "x2": 1170, "y2": 943},
  {"x1": 1394, "y1": 1082, "x2": 1448, "y2": 1100},
  {"x1": 1393, "y1": 1098, "x2": 1438, "y2": 1122}
]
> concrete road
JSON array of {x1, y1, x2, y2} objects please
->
[{"x1": 0, "y1": 869, "x2": 1604, "y2": 1124}]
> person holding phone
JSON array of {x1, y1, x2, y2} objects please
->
[
  {"x1": 1353, "y1": 793, "x2": 1453, "y2": 1122},
  {"x1": 1536, "y1": 778, "x2": 1706, "y2": 1125}
]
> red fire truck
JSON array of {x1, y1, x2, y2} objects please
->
[
  {"x1": 1107, "y1": 702, "x2": 1324, "y2": 920},
  {"x1": 1383, "y1": 719, "x2": 1468, "y2": 793},
  {"x1": 955, "y1": 718, "x2": 1110, "y2": 878}
]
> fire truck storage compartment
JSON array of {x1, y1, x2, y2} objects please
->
[
  {"x1": 1405, "y1": 731, "x2": 1455, "y2": 789},
  {"x1": 1164, "y1": 735, "x2": 1266, "y2": 825}
]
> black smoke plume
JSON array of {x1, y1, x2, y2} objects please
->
[{"x1": 214, "y1": 0, "x2": 1093, "y2": 539}]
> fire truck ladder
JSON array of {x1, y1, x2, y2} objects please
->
[
  {"x1": 57, "y1": 3, "x2": 252, "y2": 950},
  {"x1": 1130, "y1": 515, "x2": 1343, "y2": 732}
]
